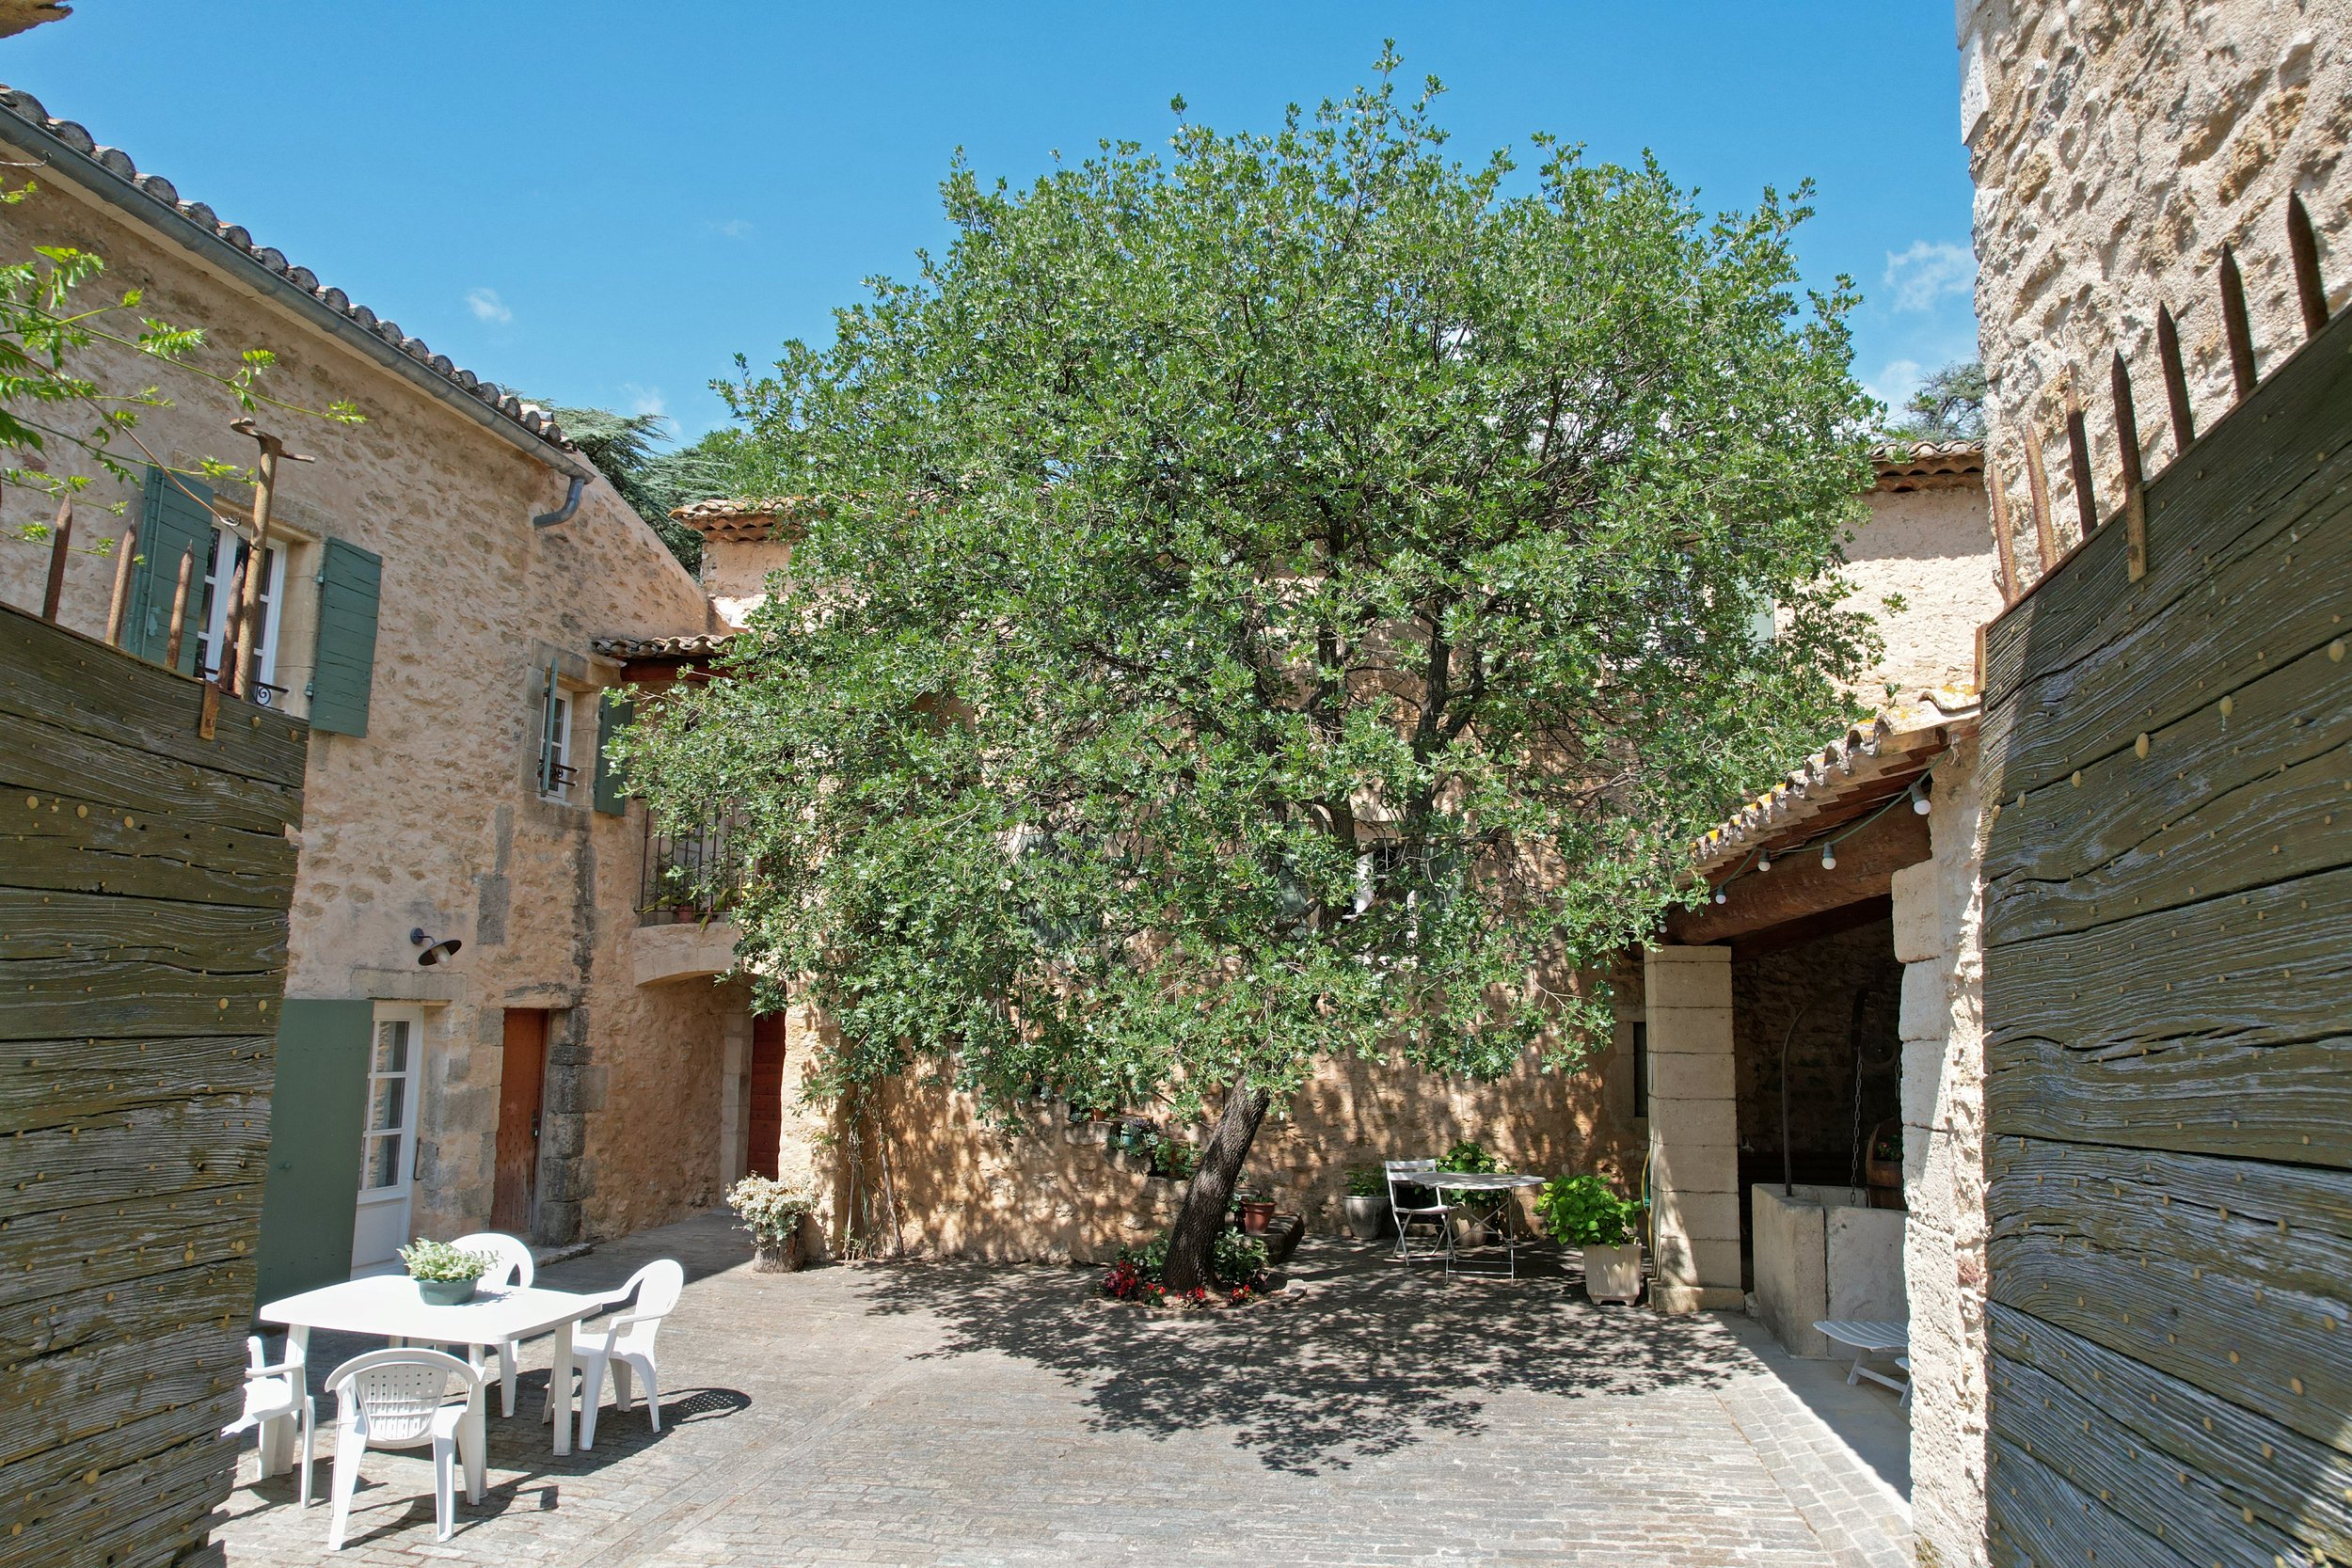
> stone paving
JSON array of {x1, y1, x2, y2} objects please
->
[{"x1": 215, "y1": 1212, "x2": 1910, "y2": 1566}]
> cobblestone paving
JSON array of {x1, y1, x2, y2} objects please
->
[{"x1": 216, "y1": 1212, "x2": 1909, "y2": 1566}]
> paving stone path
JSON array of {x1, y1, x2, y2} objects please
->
[{"x1": 216, "y1": 1212, "x2": 1909, "y2": 1566}]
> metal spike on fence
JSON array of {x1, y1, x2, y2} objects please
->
[
  {"x1": 2219, "y1": 245, "x2": 2257, "y2": 398},
  {"x1": 2155, "y1": 305, "x2": 2194, "y2": 451},
  {"x1": 2022, "y1": 425, "x2": 2058, "y2": 568},
  {"x1": 164, "y1": 548, "x2": 194, "y2": 670},
  {"x1": 1986, "y1": 462, "x2": 2022, "y2": 601},
  {"x1": 2287, "y1": 193, "x2": 2328, "y2": 339},
  {"x1": 2064, "y1": 374, "x2": 2098, "y2": 541},
  {"x1": 39, "y1": 498, "x2": 71, "y2": 622}
]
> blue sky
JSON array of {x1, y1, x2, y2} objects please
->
[{"x1": 5, "y1": 3, "x2": 1978, "y2": 444}]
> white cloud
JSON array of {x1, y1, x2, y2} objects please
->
[
  {"x1": 1866, "y1": 358, "x2": 1926, "y2": 411},
  {"x1": 465, "y1": 287, "x2": 513, "y2": 325},
  {"x1": 711, "y1": 218, "x2": 755, "y2": 239},
  {"x1": 622, "y1": 383, "x2": 667, "y2": 420},
  {"x1": 1883, "y1": 240, "x2": 1977, "y2": 312}
]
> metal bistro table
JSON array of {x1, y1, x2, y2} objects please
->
[
  {"x1": 257, "y1": 1275, "x2": 611, "y2": 1472},
  {"x1": 1428, "y1": 1171, "x2": 1547, "y2": 1277}
]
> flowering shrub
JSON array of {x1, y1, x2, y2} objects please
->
[
  {"x1": 1100, "y1": 1226, "x2": 1269, "y2": 1307},
  {"x1": 725, "y1": 1174, "x2": 818, "y2": 1244}
]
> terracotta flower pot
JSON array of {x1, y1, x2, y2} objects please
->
[
  {"x1": 1581, "y1": 1241, "x2": 1645, "y2": 1306},
  {"x1": 1238, "y1": 1200, "x2": 1276, "y2": 1235}
]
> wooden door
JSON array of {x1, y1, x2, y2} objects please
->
[
  {"x1": 492, "y1": 1009, "x2": 548, "y2": 1233},
  {"x1": 747, "y1": 1013, "x2": 787, "y2": 1180}
]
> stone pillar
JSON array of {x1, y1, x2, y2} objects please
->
[
  {"x1": 1644, "y1": 944, "x2": 1741, "y2": 1313},
  {"x1": 718, "y1": 1004, "x2": 751, "y2": 1191},
  {"x1": 1898, "y1": 735, "x2": 1989, "y2": 1567}
]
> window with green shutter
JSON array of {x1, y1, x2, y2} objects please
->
[
  {"x1": 310, "y1": 537, "x2": 383, "y2": 736},
  {"x1": 122, "y1": 467, "x2": 216, "y2": 673},
  {"x1": 593, "y1": 689, "x2": 634, "y2": 815}
]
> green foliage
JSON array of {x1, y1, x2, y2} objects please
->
[
  {"x1": 1435, "y1": 1140, "x2": 1501, "y2": 1175},
  {"x1": 623, "y1": 55, "x2": 1879, "y2": 1183},
  {"x1": 1535, "y1": 1173, "x2": 1644, "y2": 1248},
  {"x1": 397, "y1": 1238, "x2": 496, "y2": 1282},
  {"x1": 0, "y1": 181, "x2": 360, "y2": 547},
  {"x1": 532, "y1": 402, "x2": 748, "y2": 572},
  {"x1": 1344, "y1": 1164, "x2": 1386, "y2": 1198},
  {"x1": 1212, "y1": 1228, "x2": 1270, "y2": 1290},
  {"x1": 1881, "y1": 359, "x2": 1985, "y2": 443}
]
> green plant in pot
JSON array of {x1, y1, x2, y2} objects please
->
[
  {"x1": 399, "y1": 1239, "x2": 497, "y2": 1306},
  {"x1": 727, "y1": 1174, "x2": 818, "y2": 1272},
  {"x1": 1232, "y1": 1178, "x2": 1277, "y2": 1236},
  {"x1": 1435, "y1": 1139, "x2": 1506, "y2": 1244},
  {"x1": 1536, "y1": 1173, "x2": 1646, "y2": 1305},
  {"x1": 1342, "y1": 1164, "x2": 1389, "y2": 1242}
]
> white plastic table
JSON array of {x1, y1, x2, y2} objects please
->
[
  {"x1": 1425, "y1": 1171, "x2": 1547, "y2": 1277},
  {"x1": 258, "y1": 1276, "x2": 610, "y2": 1467}
]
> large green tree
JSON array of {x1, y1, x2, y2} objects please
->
[{"x1": 626, "y1": 62, "x2": 1879, "y2": 1289}]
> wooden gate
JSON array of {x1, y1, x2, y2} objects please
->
[
  {"x1": 0, "y1": 602, "x2": 306, "y2": 1568},
  {"x1": 1978, "y1": 294, "x2": 2352, "y2": 1560}
]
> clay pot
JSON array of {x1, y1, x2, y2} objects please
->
[
  {"x1": 1237, "y1": 1200, "x2": 1276, "y2": 1235},
  {"x1": 1582, "y1": 1242, "x2": 1645, "y2": 1306},
  {"x1": 1343, "y1": 1195, "x2": 1387, "y2": 1241}
]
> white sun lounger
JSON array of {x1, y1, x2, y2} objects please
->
[{"x1": 1813, "y1": 1319, "x2": 1910, "y2": 1397}]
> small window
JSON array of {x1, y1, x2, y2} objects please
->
[
  {"x1": 538, "y1": 685, "x2": 578, "y2": 801},
  {"x1": 197, "y1": 525, "x2": 288, "y2": 701}
]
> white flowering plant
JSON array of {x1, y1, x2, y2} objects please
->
[{"x1": 725, "y1": 1175, "x2": 818, "y2": 1244}]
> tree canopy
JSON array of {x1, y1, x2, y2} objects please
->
[
  {"x1": 1881, "y1": 359, "x2": 1985, "y2": 443},
  {"x1": 535, "y1": 401, "x2": 745, "y2": 572},
  {"x1": 624, "y1": 59, "x2": 1881, "y2": 1284}
]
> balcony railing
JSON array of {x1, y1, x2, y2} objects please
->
[{"x1": 638, "y1": 809, "x2": 749, "y2": 926}]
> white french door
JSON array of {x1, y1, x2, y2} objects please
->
[{"x1": 350, "y1": 1005, "x2": 423, "y2": 1275}]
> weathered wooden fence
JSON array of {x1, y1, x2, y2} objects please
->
[
  {"x1": 0, "y1": 601, "x2": 306, "y2": 1568},
  {"x1": 1978, "y1": 271, "x2": 2352, "y2": 1560}
]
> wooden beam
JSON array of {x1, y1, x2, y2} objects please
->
[
  {"x1": 1669, "y1": 806, "x2": 1929, "y2": 945},
  {"x1": 1728, "y1": 894, "x2": 1894, "y2": 961}
]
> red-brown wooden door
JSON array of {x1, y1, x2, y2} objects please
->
[
  {"x1": 747, "y1": 1013, "x2": 787, "y2": 1180},
  {"x1": 492, "y1": 1009, "x2": 548, "y2": 1233}
]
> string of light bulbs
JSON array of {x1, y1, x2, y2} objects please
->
[{"x1": 1703, "y1": 758, "x2": 1938, "y2": 906}]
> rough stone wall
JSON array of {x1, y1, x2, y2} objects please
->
[
  {"x1": 1730, "y1": 919, "x2": 1904, "y2": 1178},
  {"x1": 0, "y1": 171, "x2": 729, "y2": 1248},
  {"x1": 1961, "y1": 0, "x2": 2352, "y2": 576},
  {"x1": 1847, "y1": 483, "x2": 2000, "y2": 697},
  {"x1": 700, "y1": 537, "x2": 794, "y2": 629},
  {"x1": 1892, "y1": 734, "x2": 1990, "y2": 1568},
  {"x1": 763, "y1": 1005, "x2": 1645, "y2": 1265}
]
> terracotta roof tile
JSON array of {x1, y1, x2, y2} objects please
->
[
  {"x1": 592, "y1": 633, "x2": 738, "y2": 660},
  {"x1": 1869, "y1": 438, "x2": 1985, "y2": 493},
  {"x1": 668, "y1": 496, "x2": 817, "y2": 544}
]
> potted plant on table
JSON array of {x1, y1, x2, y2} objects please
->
[
  {"x1": 1343, "y1": 1165, "x2": 1389, "y2": 1241},
  {"x1": 1436, "y1": 1139, "x2": 1505, "y2": 1247},
  {"x1": 1536, "y1": 1173, "x2": 1646, "y2": 1306},
  {"x1": 399, "y1": 1239, "x2": 497, "y2": 1306},
  {"x1": 1232, "y1": 1179, "x2": 1277, "y2": 1236},
  {"x1": 726, "y1": 1174, "x2": 818, "y2": 1272}
]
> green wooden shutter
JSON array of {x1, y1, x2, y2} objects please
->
[
  {"x1": 310, "y1": 537, "x2": 382, "y2": 736},
  {"x1": 254, "y1": 998, "x2": 373, "y2": 1306},
  {"x1": 593, "y1": 689, "x2": 634, "y2": 815},
  {"x1": 122, "y1": 467, "x2": 215, "y2": 673}
]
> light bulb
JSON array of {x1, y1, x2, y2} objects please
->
[
  {"x1": 1756, "y1": 852, "x2": 1772, "y2": 873},
  {"x1": 1909, "y1": 777, "x2": 1931, "y2": 816},
  {"x1": 1713, "y1": 888, "x2": 1728, "y2": 905},
  {"x1": 1820, "y1": 845, "x2": 1837, "y2": 871}
]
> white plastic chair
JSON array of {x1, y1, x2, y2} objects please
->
[
  {"x1": 448, "y1": 1230, "x2": 535, "y2": 1416},
  {"x1": 221, "y1": 1334, "x2": 313, "y2": 1507},
  {"x1": 571, "y1": 1259, "x2": 685, "y2": 1450},
  {"x1": 1385, "y1": 1159, "x2": 1456, "y2": 1271},
  {"x1": 322, "y1": 1348, "x2": 486, "y2": 1551}
]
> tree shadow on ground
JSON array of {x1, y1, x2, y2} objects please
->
[{"x1": 861, "y1": 1238, "x2": 1755, "y2": 1475}]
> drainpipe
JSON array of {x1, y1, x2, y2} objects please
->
[{"x1": 533, "y1": 473, "x2": 585, "y2": 530}]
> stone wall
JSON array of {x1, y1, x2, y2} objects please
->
[
  {"x1": 0, "y1": 167, "x2": 732, "y2": 1250},
  {"x1": 1847, "y1": 482, "x2": 1999, "y2": 697},
  {"x1": 1731, "y1": 919, "x2": 1905, "y2": 1181},
  {"x1": 1891, "y1": 734, "x2": 1990, "y2": 1568},
  {"x1": 1961, "y1": 0, "x2": 2352, "y2": 577}
]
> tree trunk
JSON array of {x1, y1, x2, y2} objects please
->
[{"x1": 1162, "y1": 1079, "x2": 1270, "y2": 1291}]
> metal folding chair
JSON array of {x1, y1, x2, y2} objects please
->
[{"x1": 1385, "y1": 1159, "x2": 1455, "y2": 1272}]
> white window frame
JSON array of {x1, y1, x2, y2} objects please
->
[
  {"x1": 538, "y1": 683, "x2": 578, "y2": 802},
  {"x1": 197, "y1": 523, "x2": 289, "y2": 700},
  {"x1": 359, "y1": 1006, "x2": 422, "y2": 1198}
]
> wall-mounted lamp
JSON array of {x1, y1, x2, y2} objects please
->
[{"x1": 409, "y1": 927, "x2": 464, "y2": 967}]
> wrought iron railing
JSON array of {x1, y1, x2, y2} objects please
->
[{"x1": 638, "y1": 808, "x2": 749, "y2": 926}]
